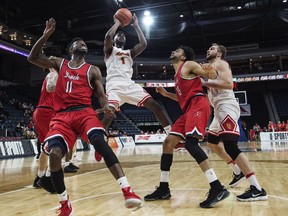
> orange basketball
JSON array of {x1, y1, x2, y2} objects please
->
[{"x1": 115, "y1": 8, "x2": 133, "y2": 26}]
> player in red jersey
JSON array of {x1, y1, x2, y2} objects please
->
[
  {"x1": 32, "y1": 68, "x2": 57, "y2": 193},
  {"x1": 144, "y1": 45, "x2": 230, "y2": 208},
  {"x1": 28, "y1": 18, "x2": 141, "y2": 216}
]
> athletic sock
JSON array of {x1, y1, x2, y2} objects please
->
[
  {"x1": 117, "y1": 176, "x2": 130, "y2": 189},
  {"x1": 228, "y1": 160, "x2": 241, "y2": 175}
]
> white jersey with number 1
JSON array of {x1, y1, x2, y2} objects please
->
[
  {"x1": 104, "y1": 46, "x2": 151, "y2": 109},
  {"x1": 105, "y1": 46, "x2": 133, "y2": 82}
]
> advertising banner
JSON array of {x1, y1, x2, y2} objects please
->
[
  {"x1": 119, "y1": 136, "x2": 135, "y2": 146},
  {"x1": 260, "y1": 132, "x2": 288, "y2": 141},
  {"x1": 108, "y1": 136, "x2": 135, "y2": 147},
  {"x1": 135, "y1": 134, "x2": 166, "y2": 144},
  {"x1": 0, "y1": 140, "x2": 34, "y2": 159}
]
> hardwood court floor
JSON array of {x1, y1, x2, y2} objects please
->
[{"x1": 0, "y1": 141, "x2": 288, "y2": 216}]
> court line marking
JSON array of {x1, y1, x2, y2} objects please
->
[
  {"x1": 0, "y1": 167, "x2": 287, "y2": 212},
  {"x1": 49, "y1": 188, "x2": 288, "y2": 211},
  {"x1": 1, "y1": 164, "x2": 288, "y2": 204},
  {"x1": 0, "y1": 168, "x2": 107, "y2": 196}
]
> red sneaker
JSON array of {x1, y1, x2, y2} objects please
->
[
  {"x1": 122, "y1": 187, "x2": 142, "y2": 208},
  {"x1": 94, "y1": 151, "x2": 103, "y2": 162},
  {"x1": 56, "y1": 199, "x2": 73, "y2": 216}
]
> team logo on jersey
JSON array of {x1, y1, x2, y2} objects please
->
[
  {"x1": 226, "y1": 123, "x2": 232, "y2": 129},
  {"x1": 64, "y1": 71, "x2": 80, "y2": 80},
  {"x1": 220, "y1": 115, "x2": 236, "y2": 132},
  {"x1": 116, "y1": 52, "x2": 130, "y2": 57}
]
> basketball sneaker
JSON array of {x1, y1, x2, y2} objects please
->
[
  {"x1": 236, "y1": 185, "x2": 268, "y2": 201},
  {"x1": 33, "y1": 176, "x2": 41, "y2": 188},
  {"x1": 64, "y1": 163, "x2": 78, "y2": 173},
  {"x1": 229, "y1": 172, "x2": 245, "y2": 187},
  {"x1": 94, "y1": 151, "x2": 103, "y2": 162},
  {"x1": 37, "y1": 176, "x2": 56, "y2": 194},
  {"x1": 144, "y1": 186, "x2": 171, "y2": 201},
  {"x1": 199, "y1": 186, "x2": 230, "y2": 208},
  {"x1": 57, "y1": 199, "x2": 73, "y2": 216},
  {"x1": 122, "y1": 187, "x2": 142, "y2": 208},
  {"x1": 69, "y1": 163, "x2": 79, "y2": 170}
]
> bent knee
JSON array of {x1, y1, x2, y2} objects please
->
[
  {"x1": 207, "y1": 142, "x2": 219, "y2": 151},
  {"x1": 163, "y1": 139, "x2": 177, "y2": 153},
  {"x1": 49, "y1": 147, "x2": 63, "y2": 160}
]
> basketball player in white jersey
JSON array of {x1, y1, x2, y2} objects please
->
[
  {"x1": 202, "y1": 43, "x2": 267, "y2": 201},
  {"x1": 102, "y1": 13, "x2": 171, "y2": 135}
]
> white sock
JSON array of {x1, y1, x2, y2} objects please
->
[
  {"x1": 247, "y1": 174, "x2": 262, "y2": 191},
  {"x1": 160, "y1": 171, "x2": 170, "y2": 182},
  {"x1": 37, "y1": 170, "x2": 45, "y2": 177},
  {"x1": 45, "y1": 169, "x2": 51, "y2": 177},
  {"x1": 228, "y1": 161, "x2": 241, "y2": 175},
  {"x1": 163, "y1": 125, "x2": 171, "y2": 135},
  {"x1": 204, "y1": 168, "x2": 218, "y2": 183},
  {"x1": 117, "y1": 176, "x2": 130, "y2": 189},
  {"x1": 57, "y1": 190, "x2": 68, "y2": 202}
]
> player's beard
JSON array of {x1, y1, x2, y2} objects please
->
[
  {"x1": 115, "y1": 41, "x2": 125, "y2": 48},
  {"x1": 206, "y1": 53, "x2": 216, "y2": 61},
  {"x1": 75, "y1": 49, "x2": 87, "y2": 56}
]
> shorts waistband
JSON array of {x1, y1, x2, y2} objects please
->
[
  {"x1": 36, "y1": 106, "x2": 54, "y2": 110},
  {"x1": 58, "y1": 105, "x2": 91, "y2": 113},
  {"x1": 183, "y1": 93, "x2": 205, "y2": 112}
]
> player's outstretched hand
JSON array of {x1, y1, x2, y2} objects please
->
[
  {"x1": 132, "y1": 13, "x2": 138, "y2": 27},
  {"x1": 43, "y1": 18, "x2": 56, "y2": 37}
]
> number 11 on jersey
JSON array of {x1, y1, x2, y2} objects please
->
[{"x1": 66, "y1": 81, "x2": 73, "y2": 93}]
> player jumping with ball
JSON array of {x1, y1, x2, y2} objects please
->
[{"x1": 101, "y1": 13, "x2": 171, "y2": 139}]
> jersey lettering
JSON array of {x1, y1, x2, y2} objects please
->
[{"x1": 176, "y1": 86, "x2": 182, "y2": 96}]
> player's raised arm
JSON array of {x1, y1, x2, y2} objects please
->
[
  {"x1": 130, "y1": 14, "x2": 147, "y2": 59},
  {"x1": 27, "y1": 18, "x2": 60, "y2": 70},
  {"x1": 104, "y1": 16, "x2": 121, "y2": 58}
]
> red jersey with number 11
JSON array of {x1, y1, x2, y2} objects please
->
[{"x1": 53, "y1": 59, "x2": 93, "y2": 112}]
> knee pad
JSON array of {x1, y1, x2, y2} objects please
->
[
  {"x1": 47, "y1": 137, "x2": 67, "y2": 156},
  {"x1": 88, "y1": 129, "x2": 106, "y2": 140},
  {"x1": 185, "y1": 137, "x2": 208, "y2": 164},
  {"x1": 207, "y1": 133, "x2": 220, "y2": 144},
  {"x1": 223, "y1": 141, "x2": 241, "y2": 160},
  {"x1": 88, "y1": 129, "x2": 119, "y2": 167}
]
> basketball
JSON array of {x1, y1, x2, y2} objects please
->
[{"x1": 115, "y1": 8, "x2": 133, "y2": 26}]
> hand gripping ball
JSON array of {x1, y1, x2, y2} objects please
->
[{"x1": 115, "y1": 8, "x2": 133, "y2": 26}]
